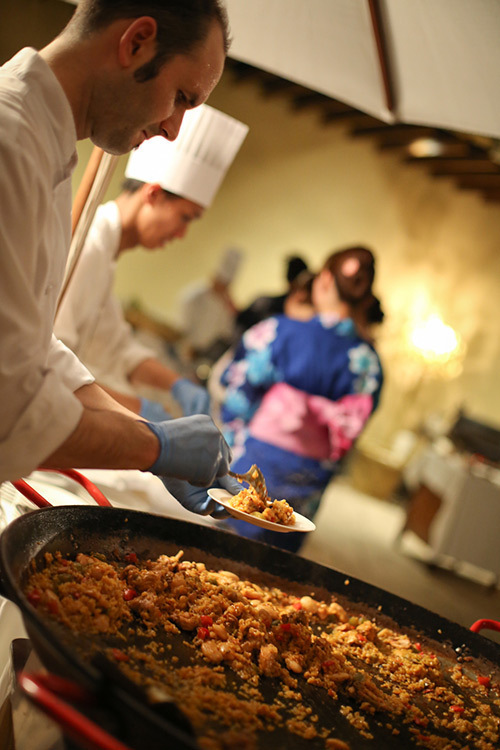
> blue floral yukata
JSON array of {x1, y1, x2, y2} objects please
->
[{"x1": 219, "y1": 314, "x2": 383, "y2": 552}]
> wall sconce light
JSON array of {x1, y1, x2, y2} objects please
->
[
  {"x1": 409, "y1": 314, "x2": 460, "y2": 363},
  {"x1": 407, "y1": 138, "x2": 445, "y2": 158}
]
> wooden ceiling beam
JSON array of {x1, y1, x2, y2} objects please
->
[
  {"x1": 457, "y1": 174, "x2": 500, "y2": 189},
  {"x1": 225, "y1": 59, "x2": 261, "y2": 82},
  {"x1": 481, "y1": 189, "x2": 500, "y2": 203},
  {"x1": 351, "y1": 123, "x2": 432, "y2": 138},
  {"x1": 259, "y1": 77, "x2": 302, "y2": 96},
  {"x1": 291, "y1": 91, "x2": 331, "y2": 110},
  {"x1": 322, "y1": 103, "x2": 356, "y2": 118},
  {"x1": 377, "y1": 129, "x2": 446, "y2": 148},
  {"x1": 431, "y1": 162, "x2": 500, "y2": 176},
  {"x1": 323, "y1": 110, "x2": 383, "y2": 126}
]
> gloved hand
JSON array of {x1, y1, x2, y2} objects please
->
[
  {"x1": 145, "y1": 415, "x2": 231, "y2": 486},
  {"x1": 160, "y1": 475, "x2": 241, "y2": 518},
  {"x1": 171, "y1": 378, "x2": 211, "y2": 416},
  {"x1": 139, "y1": 397, "x2": 171, "y2": 423}
]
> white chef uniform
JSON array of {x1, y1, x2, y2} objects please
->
[
  {"x1": 54, "y1": 201, "x2": 155, "y2": 393},
  {"x1": 0, "y1": 49, "x2": 94, "y2": 484},
  {"x1": 179, "y1": 247, "x2": 243, "y2": 352}
]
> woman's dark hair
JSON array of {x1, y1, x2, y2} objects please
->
[
  {"x1": 323, "y1": 245, "x2": 375, "y2": 305},
  {"x1": 71, "y1": 0, "x2": 230, "y2": 82},
  {"x1": 286, "y1": 255, "x2": 308, "y2": 284},
  {"x1": 363, "y1": 294, "x2": 385, "y2": 325}
]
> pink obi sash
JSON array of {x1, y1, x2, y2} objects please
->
[{"x1": 249, "y1": 382, "x2": 373, "y2": 462}]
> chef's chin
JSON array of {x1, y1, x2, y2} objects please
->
[{"x1": 90, "y1": 129, "x2": 139, "y2": 156}]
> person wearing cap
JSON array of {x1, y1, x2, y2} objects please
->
[
  {"x1": 0, "y1": 0, "x2": 244, "y2": 518},
  {"x1": 234, "y1": 254, "x2": 309, "y2": 338},
  {"x1": 55, "y1": 107, "x2": 248, "y2": 423},
  {"x1": 218, "y1": 245, "x2": 384, "y2": 552}
]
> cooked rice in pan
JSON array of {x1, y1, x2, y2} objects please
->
[{"x1": 25, "y1": 550, "x2": 500, "y2": 749}]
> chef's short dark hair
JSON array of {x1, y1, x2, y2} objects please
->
[
  {"x1": 70, "y1": 0, "x2": 229, "y2": 82},
  {"x1": 121, "y1": 178, "x2": 180, "y2": 200}
]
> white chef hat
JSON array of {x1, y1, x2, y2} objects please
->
[
  {"x1": 214, "y1": 246, "x2": 244, "y2": 285},
  {"x1": 124, "y1": 105, "x2": 249, "y2": 208}
]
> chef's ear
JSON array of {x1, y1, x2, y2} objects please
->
[
  {"x1": 143, "y1": 183, "x2": 164, "y2": 205},
  {"x1": 117, "y1": 17, "x2": 158, "y2": 70}
]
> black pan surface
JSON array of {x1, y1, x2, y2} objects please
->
[{"x1": 1, "y1": 505, "x2": 500, "y2": 749}]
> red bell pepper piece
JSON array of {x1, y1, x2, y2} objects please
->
[
  {"x1": 111, "y1": 648, "x2": 129, "y2": 662},
  {"x1": 27, "y1": 589, "x2": 41, "y2": 607},
  {"x1": 478, "y1": 675, "x2": 491, "y2": 688}
]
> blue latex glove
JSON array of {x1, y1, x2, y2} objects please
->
[
  {"x1": 160, "y1": 475, "x2": 241, "y2": 518},
  {"x1": 139, "y1": 397, "x2": 171, "y2": 423},
  {"x1": 171, "y1": 378, "x2": 211, "y2": 416},
  {"x1": 145, "y1": 415, "x2": 231, "y2": 486}
]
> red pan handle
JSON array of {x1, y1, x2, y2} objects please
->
[
  {"x1": 18, "y1": 672, "x2": 132, "y2": 750},
  {"x1": 37, "y1": 469, "x2": 112, "y2": 506},
  {"x1": 11, "y1": 469, "x2": 112, "y2": 508},
  {"x1": 11, "y1": 480, "x2": 52, "y2": 509},
  {"x1": 470, "y1": 619, "x2": 500, "y2": 634}
]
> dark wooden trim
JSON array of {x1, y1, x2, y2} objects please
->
[
  {"x1": 457, "y1": 174, "x2": 500, "y2": 189},
  {"x1": 431, "y1": 162, "x2": 500, "y2": 176},
  {"x1": 368, "y1": 0, "x2": 395, "y2": 113},
  {"x1": 352, "y1": 124, "x2": 432, "y2": 137}
]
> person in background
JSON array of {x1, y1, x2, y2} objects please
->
[
  {"x1": 234, "y1": 254, "x2": 309, "y2": 337},
  {"x1": 178, "y1": 246, "x2": 244, "y2": 367},
  {"x1": 0, "y1": 0, "x2": 240, "y2": 518},
  {"x1": 282, "y1": 269, "x2": 316, "y2": 321},
  {"x1": 55, "y1": 106, "x2": 248, "y2": 423},
  {"x1": 218, "y1": 246, "x2": 384, "y2": 552}
]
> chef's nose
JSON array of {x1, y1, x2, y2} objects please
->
[
  {"x1": 174, "y1": 224, "x2": 188, "y2": 239},
  {"x1": 160, "y1": 108, "x2": 186, "y2": 141}
]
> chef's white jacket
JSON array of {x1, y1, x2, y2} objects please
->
[
  {"x1": 0, "y1": 49, "x2": 94, "y2": 483},
  {"x1": 179, "y1": 281, "x2": 236, "y2": 352},
  {"x1": 54, "y1": 202, "x2": 156, "y2": 392}
]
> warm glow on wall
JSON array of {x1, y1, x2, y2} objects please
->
[{"x1": 409, "y1": 314, "x2": 460, "y2": 363}]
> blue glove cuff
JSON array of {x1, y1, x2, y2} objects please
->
[
  {"x1": 144, "y1": 420, "x2": 169, "y2": 475},
  {"x1": 139, "y1": 397, "x2": 153, "y2": 420}
]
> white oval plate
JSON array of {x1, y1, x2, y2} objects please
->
[{"x1": 208, "y1": 489, "x2": 316, "y2": 534}]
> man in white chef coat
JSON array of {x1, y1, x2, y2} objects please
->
[
  {"x1": 178, "y1": 246, "x2": 243, "y2": 365},
  {"x1": 0, "y1": 0, "x2": 241, "y2": 517},
  {"x1": 54, "y1": 105, "x2": 248, "y2": 423}
]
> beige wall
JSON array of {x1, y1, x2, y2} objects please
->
[{"x1": 4, "y1": 0, "x2": 500, "y2": 451}]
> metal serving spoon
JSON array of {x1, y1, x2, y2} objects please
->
[{"x1": 228, "y1": 464, "x2": 270, "y2": 503}]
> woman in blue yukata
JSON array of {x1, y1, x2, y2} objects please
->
[{"x1": 218, "y1": 246, "x2": 384, "y2": 552}]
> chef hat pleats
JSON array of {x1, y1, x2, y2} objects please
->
[{"x1": 124, "y1": 105, "x2": 249, "y2": 208}]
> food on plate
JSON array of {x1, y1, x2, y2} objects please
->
[
  {"x1": 229, "y1": 485, "x2": 296, "y2": 526},
  {"x1": 25, "y1": 551, "x2": 500, "y2": 750}
]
